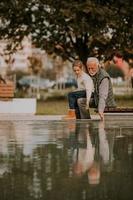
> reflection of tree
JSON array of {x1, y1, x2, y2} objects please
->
[{"x1": 100, "y1": 134, "x2": 133, "y2": 200}]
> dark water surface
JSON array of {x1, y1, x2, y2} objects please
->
[{"x1": 0, "y1": 119, "x2": 133, "y2": 200}]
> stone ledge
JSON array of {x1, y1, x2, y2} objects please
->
[
  {"x1": 0, "y1": 114, "x2": 100, "y2": 121},
  {"x1": 0, "y1": 113, "x2": 132, "y2": 121}
]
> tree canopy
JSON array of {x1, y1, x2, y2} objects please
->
[{"x1": 0, "y1": 0, "x2": 133, "y2": 63}]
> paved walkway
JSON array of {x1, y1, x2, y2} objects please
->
[
  {"x1": 0, "y1": 113, "x2": 133, "y2": 121},
  {"x1": 0, "y1": 114, "x2": 100, "y2": 121}
]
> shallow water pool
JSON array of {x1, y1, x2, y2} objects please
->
[{"x1": 0, "y1": 119, "x2": 133, "y2": 200}]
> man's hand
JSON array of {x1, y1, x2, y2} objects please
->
[{"x1": 99, "y1": 112, "x2": 104, "y2": 121}]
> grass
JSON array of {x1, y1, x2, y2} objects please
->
[
  {"x1": 37, "y1": 99, "x2": 68, "y2": 115},
  {"x1": 36, "y1": 96, "x2": 133, "y2": 115}
]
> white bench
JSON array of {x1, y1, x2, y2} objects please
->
[
  {"x1": 0, "y1": 81, "x2": 36, "y2": 114},
  {"x1": 0, "y1": 98, "x2": 36, "y2": 114}
]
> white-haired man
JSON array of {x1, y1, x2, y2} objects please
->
[{"x1": 77, "y1": 57, "x2": 116, "y2": 120}]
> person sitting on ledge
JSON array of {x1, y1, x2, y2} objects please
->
[
  {"x1": 77, "y1": 57, "x2": 116, "y2": 120},
  {"x1": 63, "y1": 59, "x2": 94, "y2": 120}
]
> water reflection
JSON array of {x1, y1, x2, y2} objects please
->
[
  {"x1": 0, "y1": 120, "x2": 133, "y2": 200},
  {"x1": 72, "y1": 121, "x2": 115, "y2": 185},
  {"x1": 72, "y1": 122, "x2": 100, "y2": 184}
]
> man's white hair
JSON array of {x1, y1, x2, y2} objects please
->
[{"x1": 87, "y1": 57, "x2": 99, "y2": 65}]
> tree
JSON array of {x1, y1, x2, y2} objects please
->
[
  {"x1": 0, "y1": 0, "x2": 133, "y2": 65},
  {"x1": 28, "y1": 54, "x2": 43, "y2": 75},
  {"x1": 105, "y1": 63, "x2": 124, "y2": 78}
]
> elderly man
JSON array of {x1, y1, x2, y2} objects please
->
[{"x1": 77, "y1": 57, "x2": 116, "y2": 120}]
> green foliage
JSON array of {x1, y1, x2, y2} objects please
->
[
  {"x1": 37, "y1": 99, "x2": 68, "y2": 115},
  {"x1": 106, "y1": 64, "x2": 124, "y2": 78},
  {"x1": 0, "y1": 0, "x2": 133, "y2": 62}
]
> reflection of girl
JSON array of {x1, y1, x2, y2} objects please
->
[
  {"x1": 73, "y1": 125, "x2": 100, "y2": 185},
  {"x1": 73, "y1": 132, "x2": 95, "y2": 176}
]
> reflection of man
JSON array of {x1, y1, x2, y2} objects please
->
[{"x1": 77, "y1": 57, "x2": 116, "y2": 120}]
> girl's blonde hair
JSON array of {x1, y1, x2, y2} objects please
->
[{"x1": 72, "y1": 60, "x2": 83, "y2": 69}]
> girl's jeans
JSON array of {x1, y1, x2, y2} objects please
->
[{"x1": 68, "y1": 90, "x2": 86, "y2": 119}]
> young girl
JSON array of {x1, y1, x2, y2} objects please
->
[{"x1": 64, "y1": 60, "x2": 94, "y2": 119}]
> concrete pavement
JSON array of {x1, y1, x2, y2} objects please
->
[{"x1": 0, "y1": 113, "x2": 133, "y2": 121}]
